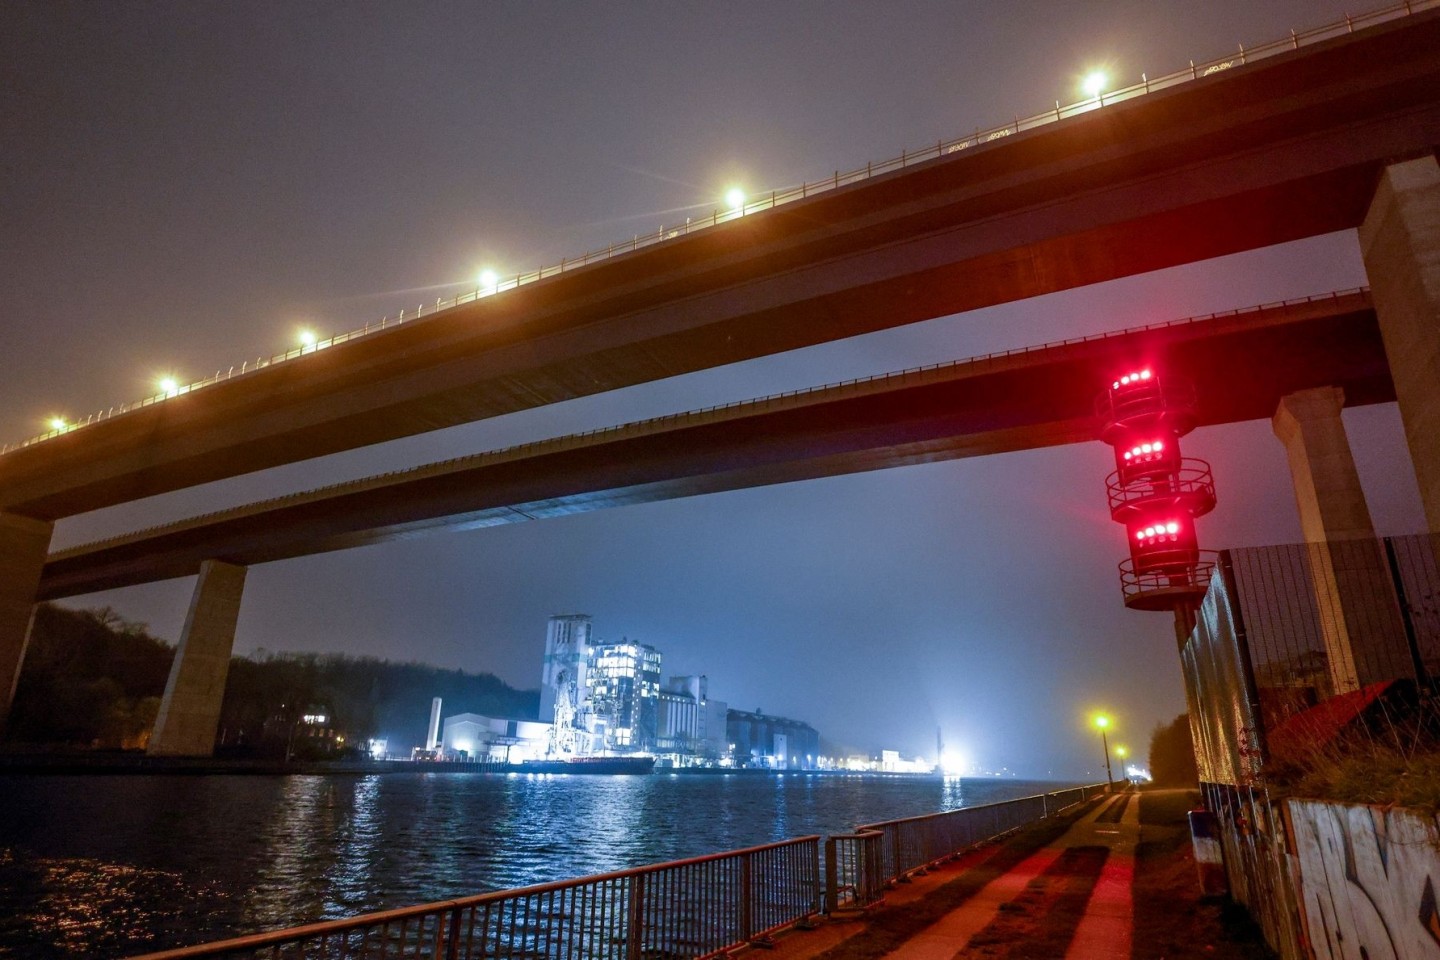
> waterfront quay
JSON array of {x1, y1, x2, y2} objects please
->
[
  {"x1": 1, "y1": 773, "x2": 1093, "y2": 958},
  {"x1": 114, "y1": 782, "x2": 1109, "y2": 960}
]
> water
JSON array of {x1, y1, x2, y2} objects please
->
[{"x1": 0, "y1": 772, "x2": 1064, "y2": 958}]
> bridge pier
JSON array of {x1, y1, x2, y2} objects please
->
[
  {"x1": 0, "y1": 512, "x2": 53, "y2": 735},
  {"x1": 1361, "y1": 155, "x2": 1440, "y2": 533},
  {"x1": 1272, "y1": 388, "x2": 1410, "y2": 693},
  {"x1": 148, "y1": 560, "x2": 247, "y2": 757}
]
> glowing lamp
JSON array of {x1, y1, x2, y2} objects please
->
[
  {"x1": 48, "y1": 416, "x2": 67, "y2": 432},
  {"x1": 725, "y1": 188, "x2": 746, "y2": 211},
  {"x1": 159, "y1": 377, "x2": 179, "y2": 395},
  {"x1": 1083, "y1": 71, "x2": 1108, "y2": 98},
  {"x1": 1113, "y1": 434, "x2": 1179, "y2": 481},
  {"x1": 478, "y1": 269, "x2": 499, "y2": 290},
  {"x1": 1127, "y1": 513, "x2": 1198, "y2": 573}
]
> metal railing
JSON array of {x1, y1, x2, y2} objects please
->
[
  {"x1": 825, "y1": 785, "x2": 1102, "y2": 913},
  {"x1": 127, "y1": 785, "x2": 1104, "y2": 958},
  {"x1": 129, "y1": 836, "x2": 821, "y2": 960},
  {"x1": 824, "y1": 830, "x2": 886, "y2": 914},
  {"x1": 6, "y1": 0, "x2": 1430, "y2": 456},
  {"x1": 51, "y1": 289, "x2": 1370, "y2": 561}
]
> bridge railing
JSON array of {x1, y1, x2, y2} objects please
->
[
  {"x1": 126, "y1": 835, "x2": 821, "y2": 960},
  {"x1": 5, "y1": 0, "x2": 1429, "y2": 457}
]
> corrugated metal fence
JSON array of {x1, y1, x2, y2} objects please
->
[{"x1": 1181, "y1": 532, "x2": 1440, "y2": 958}]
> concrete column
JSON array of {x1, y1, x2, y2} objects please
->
[
  {"x1": 0, "y1": 512, "x2": 54, "y2": 734},
  {"x1": 1360, "y1": 155, "x2": 1440, "y2": 533},
  {"x1": 148, "y1": 560, "x2": 247, "y2": 756},
  {"x1": 1273, "y1": 388, "x2": 1376, "y2": 542},
  {"x1": 1272, "y1": 388, "x2": 1409, "y2": 693}
]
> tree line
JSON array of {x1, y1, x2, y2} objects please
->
[{"x1": 5, "y1": 603, "x2": 538, "y2": 757}]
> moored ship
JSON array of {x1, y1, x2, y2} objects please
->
[{"x1": 520, "y1": 756, "x2": 656, "y2": 775}]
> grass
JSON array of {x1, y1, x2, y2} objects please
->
[
  {"x1": 1130, "y1": 789, "x2": 1274, "y2": 960},
  {"x1": 1263, "y1": 688, "x2": 1440, "y2": 811}
]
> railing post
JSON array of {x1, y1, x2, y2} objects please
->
[
  {"x1": 444, "y1": 908, "x2": 463, "y2": 960},
  {"x1": 810, "y1": 837, "x2": 821, "y2": 917},
  {"x1": 740, "y1": 853, "x2": 754, "y2": 940},
  {"x1": 824, "y1": 839, "x2": 837, "y2": 914},
  {"x1": 627, "y1": 873, "x2": 645, "y2": 960}
]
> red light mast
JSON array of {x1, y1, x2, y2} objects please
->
[{"x1": 1097, "y1": 367, "x2": 1216, "y2": 642}]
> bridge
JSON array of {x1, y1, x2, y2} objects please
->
[
  {"x1": 3, "y1": 6, "x2": 1439, "y2": 754},
  {"x1": 37, "y1": 290, "x2": 1388, "y2": 599}
]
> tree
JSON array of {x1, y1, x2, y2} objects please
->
[{"x1": 1149, "y1": 713, "x2": 1199, "y2": 786}]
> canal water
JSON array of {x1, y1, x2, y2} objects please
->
[{"x1": 0, "y1": 772, "x2": 1066, "y2": 958}]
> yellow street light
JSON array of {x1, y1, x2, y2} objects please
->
[
  {"x1": 299, "y1": 329, "x2": 317, "y2": 348},
  {"x1": 478, "y1": 269, "x2": 499, "y2": 292},
  {"x1": 1092, "y1": 714, "x2": 1114, "y2": 784},
  {"x1": 1082, "y1": 70, "x2": 1108, "y2": 99},
  {"x1": 725, "y1": 187, "x2": 746, "y2": 212},
  {"x1": 48, "y1": 416, "x2": 67, "y2": 432},
  {"x1": 158, "y1": 377, "x2": 179, "y2": 396}
]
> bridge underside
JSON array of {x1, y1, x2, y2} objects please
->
[
  {"x1": 4, "y1": 11, "x2": 1439, "y2": 521},
  {"x1": 39, "y1": 292, "x2": 1391, "y2": 600}
]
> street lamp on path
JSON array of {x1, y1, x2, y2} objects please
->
[{"x1": 1093, "y1": 714, "x2": 1114, "y2": 785}]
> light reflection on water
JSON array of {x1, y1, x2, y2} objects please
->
[{"x1": 0, "y1": 772, "x2": 1057, "y2": 959}]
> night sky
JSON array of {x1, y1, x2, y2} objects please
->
[{"x1": 1, "y1": 1, "x2": 1425, "y2": 777}]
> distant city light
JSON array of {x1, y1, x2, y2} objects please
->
[
  {"x1": 725, "y1": 188, "x2": 746, "y2": 211},
  {"x1": 299, "y1": 329, "x2": 317, "y2": 347},
  {"x1": 1083, "y1": 70, "x2": 1108, "y2": 98},
  {"x1": 940, "y1": 748, "x2": 968, "y2": 775}
]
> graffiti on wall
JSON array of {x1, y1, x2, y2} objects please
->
[{"x1": 1290, "y1": 799, "x2": 1440, "y2": 959}]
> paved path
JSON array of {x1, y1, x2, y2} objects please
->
[{"x1": 768, "y1": 791, "x2": 1141, "y2": 960}]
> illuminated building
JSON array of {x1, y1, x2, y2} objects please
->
[
  {"x1": 586, "y1": 640, "x2": 661, "y2": 752},
  {"x1": 442, "y1": 712, "x2": 551, "y2": 763},
  {"x1": 726, "y1": 709, "x2": 819, "y2": 769},
  {"x1": 540, "y1": 614, "x2": 594, "y2": 755},
  {"x1": 656, "y1": 675, "x2": 729, "y2": 763}
]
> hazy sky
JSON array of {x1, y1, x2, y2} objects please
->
[{"x1": 1, "y1": 0, "x2": 1425, "y2": 776}]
